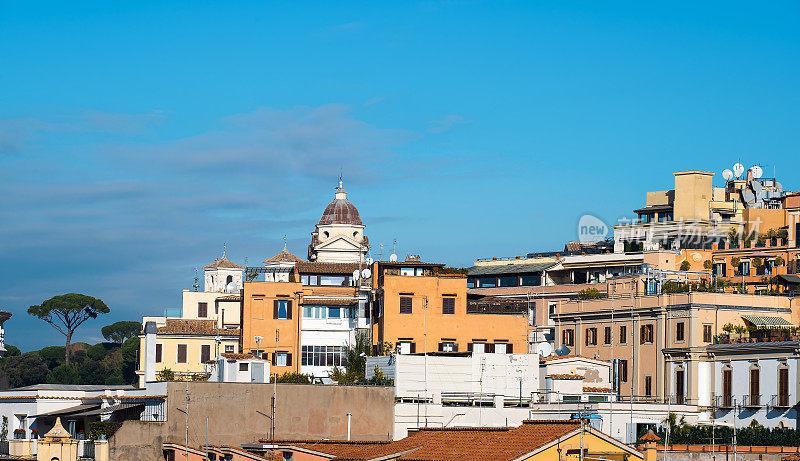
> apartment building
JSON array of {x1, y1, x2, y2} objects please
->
[
  {"x1": 552, "y1": 277, "x2": 799, "y2": 404},
  {"x1": 614, "y1": 169, "x2": 794, "y2": 254},
  {"x1": 374, "y1": 259, "x2": 528, "y2": 355},
  {"x1": 137, "y1": 254, "x2": 244, "y2": 385}
]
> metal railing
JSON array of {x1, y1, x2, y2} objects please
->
[
  {"x1": 741, "y1": 394, "x2": 762, "y2": 407},
  {"x1": 440, "y1": 392, "x2": 496, "y2": 406},
  {"x1": 715, "y1": 395, "x2": 734, "y2": 408},
  {"x1": 80, "y1": 440, "x2": 95, "y2": 459},
  {"x1": 770, "y1": 394, "x2": 791, "y2": 408}
]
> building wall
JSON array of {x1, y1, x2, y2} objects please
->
[
  {"x1": 181, "y1": 290, "x2": 241, "y2": 326},
  {"x1": 525, "y1": 430, "x2": 642, "y2": 461},
  {"x1": 377, "y1": 275, "x2": 527, "y2": 353},
  {"x1": 137, "y1": 335, "x2": 239, "y2": 382},
  {"x1": 109, "y1": 382, "x2": 395, "y2": 461},
  {"x1": 673, "y1": 171, "x2": 714, "y2": 221},
  {"x1": 241, "y1": 281, "x2": 303, "y2": 375}
]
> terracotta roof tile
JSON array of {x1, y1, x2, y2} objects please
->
[
  {"x1": 204, "y1": 256, "x2": 244, "y2": 270},
  {"x1": 263, "y1": 249, "x2": 303, "y2": 264},
  {"x1": 157, "y1": 319, "x2": 239, "y2": 337},
  {"x1": 297, "y1": 261, "x2": 361, "y2": 275},
  {"x1": 639, "y1": 431, "x2": 661, "y2": 442},
  {"x1": 547, "y1": 374, "x2": 585, "y2": 380},
  {"x1": 583, "y1": 386, "x2": 614, "y2": 393}
]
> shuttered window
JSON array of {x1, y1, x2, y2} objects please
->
[
  {"x1": 442, "y1": 297, "x2": 455, "y2": 314},
  {"x1": 676, "y1": 322, "x2": 685, "y2": 342},
  {"x1": 399, "y1": 296, "x2": 413, "y2": 314},
  {"x1": 750, "y1": 368, "x2": 760, "y2": 405},
  {"x1": 779, "y1": 368, "x2": 789, "y2": 406},
  {"x1": 723, "y1": 368, "x2": 732, "y2": 407},
  {"x1": 155, "y1": 344, "x2": 162, "y2": 363},
  {"x1": 198, "y1": 302, "x2": 208, "y2": 318},
  {"x1": 177, "y1": 344, "x2": 187, "y2": 363},
  {"x1": 273, "y1": 300, "x2": 292, "y2": 319},
  {"x1": 201, "y1": 344, "x2": 210, "y2": 363}
]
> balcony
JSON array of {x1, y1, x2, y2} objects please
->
[
  {"x1": 714, "y1": 395, "x2": 734, "y2": 408},
  {"x1": 770, "y1": 394, "x2": 791, "y2": 408},
  {"x1": 741, "y1": 394, "x2": 762, "y2": 408}
]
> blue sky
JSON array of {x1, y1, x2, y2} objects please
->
[{"x1": 1, "y1": 1, "x2": 798, "y2": 351}]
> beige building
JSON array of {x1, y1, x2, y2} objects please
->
[{"x1": 552, "y1": 276, "x2": 799, "y2": 403}]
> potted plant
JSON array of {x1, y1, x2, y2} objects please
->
[
  {"x1": 78, "y1": 429, "x2": 85, "y2": 440},
  {"x1": 13, "y1": 429, "x2": 25, "y2": 439},
  {"x1": 30, "y1": 428, "x2": 38, "y2": 439}
]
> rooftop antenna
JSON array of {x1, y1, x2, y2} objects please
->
[
  {"x1": 193, "y1": 267, "x2": 199, "y2": 292},
  {"x1": 222, "y1": 242, "x2": 227, "y2": 259},
  {"x1": 283, "y1": 234, "x2": 288, "y2": 251}
]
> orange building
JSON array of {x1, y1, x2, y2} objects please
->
[{"x1": 372, "y1": 260, "x2": 528, "y2": 355}]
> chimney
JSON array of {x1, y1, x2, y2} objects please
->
[
  {"x1": 144, "y1": 322, "x2": 158, "y2": 383},
  {"x1": 639, "y1": 430, "x2": 661, "y2": 461}
]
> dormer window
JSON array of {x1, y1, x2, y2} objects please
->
[{"x1": 323, "y1": 231, "x2": 329, "y2": 239}]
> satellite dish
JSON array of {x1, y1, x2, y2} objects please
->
[
  {"x1": 537, "y1": 342, "x2": 553, "y2": 357},
  {"x1": 742, "y1": 188, "x2": 755, "y2": 204},
  {"x1": 722, "y1": 169, "x2": 734, "y2": 181},
  {"x1": 751, "y1": 165, "x2": 763, "y2": 179},
  {"x1": 352, "y1": 269, "x2": 360, "y2": 281},
  {"x1": 389, "y1": 253, "x2": 398, "y2": 262},
  {"x1": 733, "y1": 163, "x2": 745, "y2": 178},
  {"x1": 225, "y1": 282, "x2": 238, "y2": 293},
  {"x1": 775, "y1": 182, "x2": 783, "y2": 195},
  {"x1": 361, "y1": 268, "x2": 372, "y2": 279},
  {"x1": 751, "y1": 180, "x2": 762, "y2": 196},
  {"x1": 555, "y1": 344, "x2": 571, "y2": 357},
  {"x1": 365, "y1": 257, "x2": 374, "y2": 266}
]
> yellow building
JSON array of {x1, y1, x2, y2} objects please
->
[{"x1": 138, "y1": 318, "x2": 239, "y2": 384}]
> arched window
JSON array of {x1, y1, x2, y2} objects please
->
[{"x1": 226, "y1": 275, "x2": 233, "y2": 284}]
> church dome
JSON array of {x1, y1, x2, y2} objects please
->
[{"x1": 317, "y1": 182, "x2": 363, "y2": 226}]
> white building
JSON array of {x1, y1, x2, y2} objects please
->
[
  {"x1": 0, "y1": 310, "x2": 11, "y2": 353},
  {"x1": 206, "y1": 354, "x2": 271, "y2": 383},
  {"x1": 308, "y1": 180, "x2": 369, "y2": 263}
]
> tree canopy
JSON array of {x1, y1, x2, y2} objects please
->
[
  {"x1": 28, "y1": 293, "x2": 110, "y2": 366},
  {"x1": 101, "y1": 321, "x2": 142, "y2": 344}
]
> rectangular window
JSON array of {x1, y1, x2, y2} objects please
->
[
  {"x1": 562, "y1": 329, "x2": 574, "y2": 346},
  {"x1": 155, "y1": 344, "x2": 162, "y2": 363},
  {"x1": 723, "y1": 368, "x2": 732, "y2": 407},
  {"x1": 644, "y1": 376, "x2": 652, "y2": 396},
  {"x1": 779, "y1": 368, "x2": 789, "y2": 406},
  {"x1": 398, "y1": 341, "x2": 416, "y2": 354},
  {"x1": 520, "y1": 274, "x2": 541, "y2": 286},
  {"x1": 301, "y1": 346, "x2": 345, "y2": 366},
  {"x1": 303, "y1": 306, "x2": 313, "y2": 318},
  {"x1": 676, "y1": 322, "x2": 685, "y2": 342},
  {"x1": 703, "y1": 324, "x2": 712, "y2": 343},
  {"x1": 200, "y1": 344, "x2": 210, "y2": 363},
  {"x1": 273, "y1": 300, "x2": 292, "y2": 319},
  {"x1": 585, "y1": 327, "x2": 597, "y2": 346},
  {"x1": 498, "y1": 276, "x2": 518, "y2": 287},
  {"x1": 640, "y1": 324, "x2": 654, "y2": 344},
  {"x1": 675, "y1": 370, "x2": 685, "y2": 404},
  {"x1": 399, "y1": 296, "x2": 413, "y2": 314},
  {"x1": 494, "y1": 342, "x2": 508, "y2": 354},
  {"x1": 619, "y1": 325, "x2": 627, "y2": 344},
  {"x1": 476, "y1": 277, "x2": 496, "y2": 288},
  {"x1": 320, "y1": 276, "x2": 347, "y2": 286},
  {"x1": 328, "y1": 307, "x2": 341, "y2": 318},
  {"x1": 442, "y1": 297, "x2": 455, "y2": 315},
  {"x1": 750, "y1": 368, "x2": 760, "y2": 406},
  {"x1": 177, "y1": 344, "x2": 187, "y2": 363},
  {"x1": 224, "y1": 345, "x2": 234, "y2": 354},
  {"x1": 198, "y1": 302, "x2": 208, "y2": 318},
  {"x1": 274, "y1": 352, "x2": 288, "y2": 367},
  {"x1": 619, "y1": 360, "x2": 628, "y2": 382},
  {"x1": 469, "y1": 342, "x2": 486, "y2": 353},
  {"x1": 438, "y1": 342, "x2": 458, "y2": 352},
  {"x1": 603, "y1": 327, "x2": 612, "y2": 345},
  {"x1": 239, "y1": 362, "x2": 248, "y2": 371}
]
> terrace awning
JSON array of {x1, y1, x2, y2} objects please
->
[
  {"x1": 31, "y1": 404, "x2": 99, "y2": 418},
  {"x1": 741, "y1": 315, "x2": 794, "y2": 329},
  {"x1": 69, "y1": 402, "x2": 145, "y2": 417}
]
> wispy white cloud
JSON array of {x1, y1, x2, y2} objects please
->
[{"x1": 428, "y1": 114, "x2": 469, "y2": 133}]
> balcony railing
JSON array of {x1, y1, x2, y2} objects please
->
[
  {"x1": 80, "y1": 440, "x2": 95, "y2": 459},
  {"x1": 715, "y1": 395, "x2": 734, "y2": 408},
  {"x1": 741, "y1": 394, "x2": 762, "y2": 407},
  {"x1": 770, "y1": 394, "x2": 791, "y2": 408}
]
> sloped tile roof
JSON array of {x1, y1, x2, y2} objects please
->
[
  {"x1": 296, "y1": 261, "x2": 361, "y2": 275},
  {"x1": 547, "y1": 374, "x2": 585, "y2": 380},
  {"x1": 263, "y1": 249, "x2": 303, "y2": 264},
  {"x1": 266, "y1": 420, "x2": 592, "y2": 461},
  {"x1": 157, "y1": 319, "x2": 239, "y2": 337},
  {"x1": 203, "y1": 255, "x2": 244, "y2": 270}
]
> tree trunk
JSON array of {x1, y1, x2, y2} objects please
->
[{"x1": 65, "y1": 331, "x2": 72, "y2": 367}]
